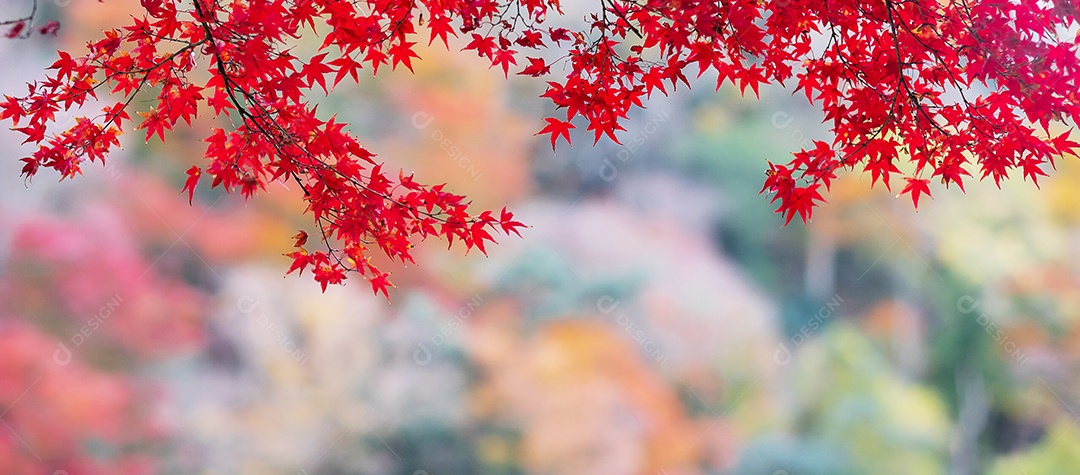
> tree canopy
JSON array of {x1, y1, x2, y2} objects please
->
[{"x1": 3, "y1": 0, "x2": 1079, "y2": 296}]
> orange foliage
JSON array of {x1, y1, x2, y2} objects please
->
[{"x1": 466, "y1": 299, "x2": 714, "y2": 474}]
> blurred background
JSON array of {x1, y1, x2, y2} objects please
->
[{"x1": 2, "y1": 1, "x2": 1080, "y2": 474}]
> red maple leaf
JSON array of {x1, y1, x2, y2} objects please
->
[
  {"x1": 181, "y1": 166, "x2": 201, "y2": 204},
  {"x1": 301, "y1": 53, "x2": 333, "y2": 93},
  {"x1": 519, "y1": 57, "x2": 550, "y2": 76},
  {"x1": 463, "y1": 33, "x2": 497, "y2": 59},
  {"x1": 369, "y1": 271, "x2": 394, "y2": 300},
  {"x1": 499, "y1": 206, "x2": 525, "y2": 238},
  {"x1": 388, "y1": 41, "x2": 421, "y2": 72},
  {"x1": 899, "y1": 177, "x2": 932, "y2": 210},
  {"x1": 489, "y1": 49, "x2": 517, "y2": 78},
  {"x1": 427, "y1": 15, "x2": 455, "y2": 47},
  {"x1": 537, "y1": 117, "x2": 574, "y2": 150},
  {"x1": 137, "y1": 109, "x2": 168, "y2": 143}
]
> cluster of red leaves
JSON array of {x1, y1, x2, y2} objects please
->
[
  {"x1": 525, "y1": 0, "x2": 1080, "y2": 224},
  {"x1": 3, "y1": 0, "x2": 1080, "y2": 294},
  {"x1": 1, "y1": 0, "x2": 530, "y2": 297}
]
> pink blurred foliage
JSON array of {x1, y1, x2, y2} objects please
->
[
  {"x1": 0, "y1": 170, "x2": 217, "y2": 473},
  {"x1": 0, "y1": 321, "x2": 159, "y2": 475},
  {"x1": 5, "y1": 204, "x2": 207, "y2": 357}
]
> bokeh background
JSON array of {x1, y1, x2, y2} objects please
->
[{"x1": 2, "y1": 1, "x2": 1080, "y2": 474}]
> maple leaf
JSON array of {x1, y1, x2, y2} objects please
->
[
  {"x1": 0, "y1": 95, "x2": 25, "y2": 125},
  {"x1": 781, "y1": 184, "x2": 826, "y2": 225},
  {"x1": 369, "y1": 272, "x2": 394, "y2": 301},
  {"x1": 865, "y1": 152, "x2": 902, "y2": 190},
  {"x1": 285, "y1": 250, "x2": 314, "y2": 276},
  {"x1": 641, "y1": 68, "x2": 668, "y2": 98},
  {"x1": 301, "y1": 53, "x2": 333, "y2": 93},
  {"x1": 549, "y1": 28, "x2": 572, "y2": 44},
  {"x1": 19, "y1": 157, "x2": 39, "y2": 177},
  {"x1": 427, "y1": 15, "x2": 455, "y2": 47},
  {"x1": 136, "y1": 109, "x2": 168, "y2": 143},
  {"x1": 181, "y1": 166, "x2": 201, "y2": 204},
  {"x1": 463, "y1": 33, "x2": 497, "y2": 58},
  {"x1": 389, "y1": 41, "x2": 421, "y2": 73},
  {"x1": 932, "y1": 158, "x2": 972, "y2": 192},
  {"x1": 364, "y1": 48, "x2": 389, "y2": 76},
  {"x1": 1020, "y1": 157, "x2": 1050, "y2": 189},
  {"x1": 329, "y1": 54, "x2": 362, "y2": 87},
  {"x1": 899, "y1": 177, "x2": 932, "y2": 210},
  {"x1": 14, "y1": 124, "x2": 45, "y2": 144},
  {"x1": 537, "y1": 117, "x2": 574, "y2": 150},
  {"x1": 491, "y1": 49, "x2": 518, "y2": 77},
  {"x1": 519, "y1": 57, "x2": 550, "y2": 76},
  {"x1": 292, "y1": 230, "x2": 308, "y2": 247},
  {"x1": 499, "y1": 207, "x2": 525, "y2": 237},
  {"x1": 47, "y1": 51, "x2": 76, "y2": 79},
  {"x1": 313, "y1": 262, "x2": 347, "y2": 291}
]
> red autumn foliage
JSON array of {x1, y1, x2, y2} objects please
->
[
  {"x1": 3, "y1": 0, "x2": 1080, "y2": 294},
  {"x1": 0, "y1": 202, "x2": 213, "y2": 474},
  {"x1": 0, "y1": 322, "x2": 159, "y2": 475}
]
